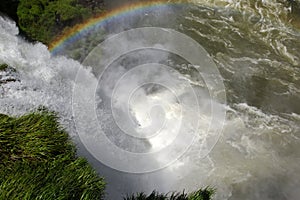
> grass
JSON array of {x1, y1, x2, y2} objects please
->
[
  {"x1": 188, "y1": 188, "x2": 215, "y2": 200},
  {"x1": 0, "y1": 109, "x2": 105, "y2": 200},
  {"x1": 124, "y1": 188, "x2": 215, "y2": 200}
]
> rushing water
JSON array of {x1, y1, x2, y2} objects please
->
[{"x1": 1, "y1": 1, "x2": 300, "y2": 199}]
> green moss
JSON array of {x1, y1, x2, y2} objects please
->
[
  {"x1": 0, "y1": 109, "x2": 105, "y2": 199},
  {"x1": 0, "y1": 63, "x2": 9, "y2": 71}
]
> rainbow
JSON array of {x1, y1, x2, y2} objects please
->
[{"x1": 49, "y1": 0, "x2": 187, "y2": 54}]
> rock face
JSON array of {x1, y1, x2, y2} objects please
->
[
  {"x1": 290, "y1": 0, "x2": 300, "y2": 15},
  {"x1": 0, "y1": 0, "x2": 19, "y2": 22},
  {"x1": 0, "y1": 64, "x2": 19, "y2": 84}
]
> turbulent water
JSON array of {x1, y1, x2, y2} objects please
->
[{"x1": 1, "y1": 0, "x2": 300, "y2": 199}]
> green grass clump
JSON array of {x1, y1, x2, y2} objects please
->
[
  {"x1": 188, "y1": 187, "x2": 215, "y2": 200},
  {"x1": 124, "y1": 188, "x2": 215, "y2": 200},
  {"x1": 0, "y1": 110, "x2": 105, "y2": 200},
  {"x1": 0, "y1": 63, "x2": 9, "y2": 71}
]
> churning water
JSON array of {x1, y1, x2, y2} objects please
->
[{"x1": 1, "y1": 0, "x2": 300, "y2": 199}]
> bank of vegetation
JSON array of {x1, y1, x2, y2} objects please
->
[{"x1": 0, "y1": 109, "x2": 106, "y2": 199}]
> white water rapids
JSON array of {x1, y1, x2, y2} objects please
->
[{"x1": 1, "y1": 1, "x2": 300, "y2": 199}]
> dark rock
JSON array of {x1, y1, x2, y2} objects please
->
[{"x1": 0, "y1": 64, "x2": 19, "y2": 84}]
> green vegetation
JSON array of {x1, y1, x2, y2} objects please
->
[
  {"x1": 124, "y1": 188, "x2": 214, "y2": 200},
  {"x1": 16, "y1": 0, "x2": 104, "y2": 44},
  {"x1": 188, "y1": 188, "x2": 215, "y2": 200},
  {"x1": 0, "y1": 109, "x2": 106, "y2": 199},
  {"x1": 0, "y1": 63, "x2": 9, "y2": 71}
]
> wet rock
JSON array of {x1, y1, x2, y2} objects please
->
[{"x1": 0, "y1": 63, "x2": 19, "y2": 84}]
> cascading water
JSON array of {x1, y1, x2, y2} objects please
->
[{"x1": 1, "y1": 0, "x2": 300, "y2": 199}]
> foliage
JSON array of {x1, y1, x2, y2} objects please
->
[
  {"x1": 0, "y1": 110, "x2": 105, "y2": 199},
  {"x1": 17, "y1": 0, "x2": 93, "y2": 43},
  {"x1": 0, "y1": 63, "x2": 9, "y2": 71},
  {"x1": 123, "y1": 188, "x2": 215, "y2": 200}
]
